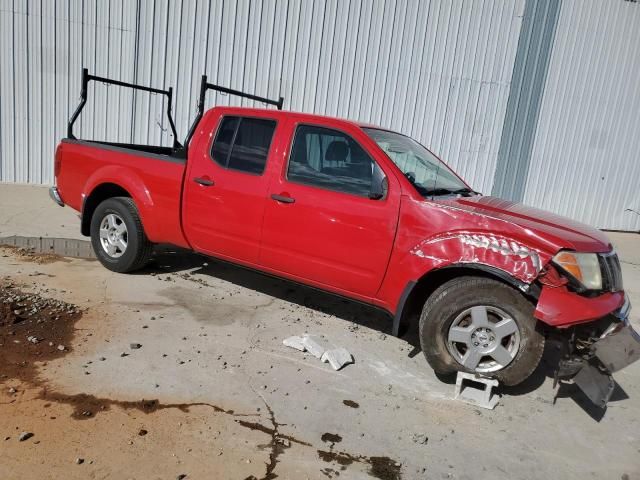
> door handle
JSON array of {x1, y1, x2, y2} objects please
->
[
  {"x1": 193, "y1": 176, "x2": 214, "y2": 186},
  {"x1": 270, "y1": 193, "x2": 295, "y2": 204}
]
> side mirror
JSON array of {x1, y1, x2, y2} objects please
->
[{"x1": 369, "y1": 165, "x2": 388, "y2": 200}]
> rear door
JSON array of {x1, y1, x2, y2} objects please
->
[
  {"x1": 259, "y1": 122, "x2": 400, "y2": 297},
  {"x1": 183, "y1": 113, "x2": 278, "y2": 263}
]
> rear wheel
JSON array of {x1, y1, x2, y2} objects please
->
[
  {"x1": 419, "y1": 276, "x2": 544, "y2": 386},
  {"x1": 90, "y1": 197, "x2": 153, "y2": 273}
]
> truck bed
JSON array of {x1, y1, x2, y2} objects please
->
[
  {"x1": 55, "y1": 139, "x2": 189, "y2": 248},
  {"x1": 62, "y1": 139, "x2": 180, "y2": 158}
]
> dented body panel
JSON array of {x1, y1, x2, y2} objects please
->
[
  {"x1": 410, "y1": 233, "x2": 542, "y2": 284},
  {"x1": 375, "y1": 191, "x2": 617, "y2": 328},
  {"x1": 535, "y1": 286, "x2": 625, "y2": 327}
]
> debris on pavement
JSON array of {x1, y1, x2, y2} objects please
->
[
  {"x1": 454, "y1": 372, "x2": 500, "y2": 410},
  {"x1": 130, "y1": 343, "x2": 142, "y2": 350},
  {"x1": 282, "y1": 335, "x2": 306, "y2": 351},
  {"x1": 411, "y1": 433, "x2": 429, "y2": 445},
  {"x1": 301, "y1": 335, "x2": 330, "y2": 359},
  {"x1": 283, "y1": 334, "x2": 354, "y2": 370},
  {"x1": 0, "y1": 281, "x2": 82, "y2": 385},
  {"x1": 18, "y1": 432, "x2": 34, "y2": 442},
  {"x1": 321, "y1": 348, "x2": 354, "y2": 371}
]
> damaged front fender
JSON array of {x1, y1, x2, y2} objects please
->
[{"x1": 411, "y1": 232, "x2": 546, "y2": 285}]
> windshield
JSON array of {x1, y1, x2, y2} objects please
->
[{"x1": 364, "y1": 128, "x2": 471, "y2": 197}]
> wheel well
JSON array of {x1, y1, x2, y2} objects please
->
[
  {"x1": 395, "y1": 265, "x2": 534, "y2": 337},
  {"x1": 81, "y1": 183, "x2": 131, "y2": 236}
]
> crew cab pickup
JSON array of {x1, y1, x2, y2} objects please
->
[{"x1": 51, "y1": 70, "x2": 639, "y2": 406}]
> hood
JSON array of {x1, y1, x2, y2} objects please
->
[{"x1": 437, "y1": 196, "x2": 612, "y2": 253}]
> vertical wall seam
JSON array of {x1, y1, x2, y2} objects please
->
[
  {"x1": 66, "y1": 0, "x2": 71, "y2": 140},
  {"x1": 25, "y1": 0, "x2": 30, "y2": 182},
  {"x1": 438, "y1": 2, "x2": 465, "y2": 152},
  {"x1": 491, "y1": 0, "x2": 561, "y2": 202},
  {"x1": 41, "y1": 0, "x2": 45, "y2": 182},
  {"x1": 130, "y1": 0, "x2": 140, "y2": 143},
  {"x1": 12, "y1": 0, "x2": 17, "y2": 181},
  {"x1": 91, "y1": 2, "x2": 97, "y2": 139},
  {"x1": 117, "y1": 0, "x2": 124, "y2": 140},
  {"x1": 278, "y1": 0, "x2": 289, "y2": 100},
  {"x1": 185, "y1": 0, "x2": 199, "y2": 136}
]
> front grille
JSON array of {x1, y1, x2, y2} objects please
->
[{"x1": 599, "y1": 252, "x2": 624, "y2": 292}]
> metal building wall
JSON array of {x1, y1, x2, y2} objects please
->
[
  {"x1": 523, "y1": 0, "x2": 640, "y2": 231},
  {"x1": 491, "y1": 0, "x2": 560, "y2": 202},
  {"x1": 0, "y1": 0, "x2": 525, "y2": 192}
]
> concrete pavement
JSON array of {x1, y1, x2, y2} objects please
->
[
  {"x1": 0, "y1": 182, "x2": 639, "y2": 480},
  {"x1": 0, "y1": 183, "x2": 84, "y2": 240}
]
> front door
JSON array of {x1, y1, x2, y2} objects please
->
[
  {"x1": 183, "y1": 113, "x2": 278, "y2": 264},
  {"x1": 259, "y1": 122, "x2": 400, "y2": 297}
]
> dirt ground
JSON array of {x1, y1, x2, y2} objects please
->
[{"x1": 0, "y1": 241, "x2": 639, "y2": 480}]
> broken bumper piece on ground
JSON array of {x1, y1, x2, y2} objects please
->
[
  {"x1": 556, "y1": 298, "x2": 640, "y2": 408},
  {"x1": 321, "y1": 348, "x2": 354, "y2": 371},
  {"x1": 283, "y1": 335, "x2": 354, "y2": 370}
]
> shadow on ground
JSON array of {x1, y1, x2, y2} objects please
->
[
  {"x1": 3, "y1": 239, "x2": 570, "y2": 403},
  {"x1": 145, "y1": 245, "x2": 394, "y2": 334},
  {"x1": 146, "y1": 246, "x2": 564, "y2": 398}
]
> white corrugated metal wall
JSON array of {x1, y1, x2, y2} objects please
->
[
  {"x1": 523, "y1": 0, "x2": 640, "y2": 231},
  {"x1": 0, "y1": 0, "x2": 524, "y2": 196}
]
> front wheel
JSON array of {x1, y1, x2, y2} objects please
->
[
  {"x1": 90, "y1": 197, "x2": 153, "y2": 273},
  {"x1": 419, "y1": 276, "x2": 544, "y2": 386}
]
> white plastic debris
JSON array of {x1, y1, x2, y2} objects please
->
[
  {"x1": 301, "y1": 335, "x2": 330, "y2": 359},
  {"x1": 282, "y1": 336, "x2": 306, "y2": 352},
  {"x1": 283, "y1": 334, "x2": 354, "y2": 370},
  {"x1": 321, "y1": 348, "x2": 354, "y2": 371}
]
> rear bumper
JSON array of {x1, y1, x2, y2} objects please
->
[
  {"x1": 49, "y1": 186, "x2": 64, "y2": 207},
  {"x1": 556, "y1": 296, "x2": 639, "y2": 408}
]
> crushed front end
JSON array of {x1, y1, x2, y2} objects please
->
[
  {"x1": 533, "y1": 251, "x2": 639, "y2": 408},
  {"x1": 553, "y1": 296, "x2": 639, "y2": 408}
]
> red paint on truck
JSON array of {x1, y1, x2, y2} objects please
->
[{"x1": 55, "y1": 107, "x2": 625, "y2": 327}]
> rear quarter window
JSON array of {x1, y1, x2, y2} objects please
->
[{"x1": 210, "y1": 116, "x2": 277, "y2": 175}]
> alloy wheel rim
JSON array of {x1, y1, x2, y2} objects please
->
[
  {"x1": 99, "y1": 213, "x2": 128, "y2": 258},
  {"x1": 446, "y1": 305, "x2": 521, "y2": 373}
]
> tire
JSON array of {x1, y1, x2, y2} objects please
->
[
  {"x1": 419, "y1": 276, "x2": 544, "y2": 386},
  {"x1": 90, "y1": 197, "x2": 153, "y2": 273}
]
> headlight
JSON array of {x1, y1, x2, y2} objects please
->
[{"x1": 552, "y1": 251, "x2": 602, "y2": 290}]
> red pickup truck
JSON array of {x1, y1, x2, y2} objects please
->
[{"x1": 51, "y1": 70, "x2": 638, "y2": 406}]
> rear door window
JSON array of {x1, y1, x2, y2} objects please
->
[
  {"x1": 210, "y1": 116, "x2": 276, "y2": 175},
  {"x1": 287, "y1": 125, "x2": 378, "y2": 196}
]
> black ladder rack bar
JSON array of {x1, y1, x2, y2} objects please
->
[
  {"x1": 184, "y1": 74, "x2": 284, "y2": 149},
  {"x1": 67, "y1": 68, "x2": 181, "y2": 148}
]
